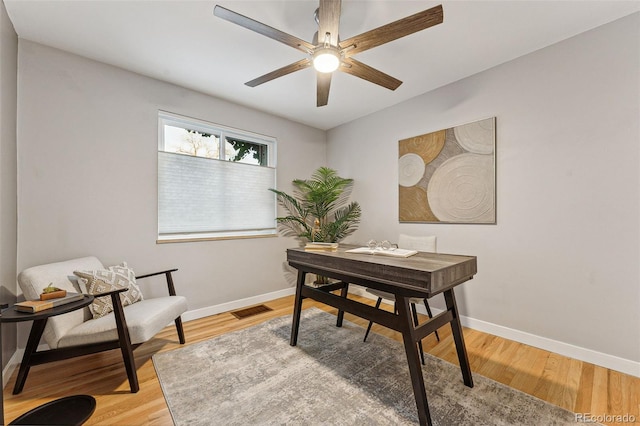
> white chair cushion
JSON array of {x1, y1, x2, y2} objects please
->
[
  {"x1": 398, "y1": 234, "x2": 437, "y2": 252},
  {"x1": 57, "y1": 295, "x2": 188, "y2": 348},
  {"x1": 18, "y1": 257, "x2": 104, "y2": 348},
  {"x1": 18, "y1": 257, "x2": 104, "y2": 300}
]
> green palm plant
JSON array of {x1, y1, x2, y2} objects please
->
[{"x1": 269, "y1": 167, "x2": 361, "y2": 243}]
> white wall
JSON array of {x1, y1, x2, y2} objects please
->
[
  {"x1": 12, "y1": 10, "x2": 639, "y2": 377},
  {"x1": 16, "y1": 41, "x2": 325, "y2": 312},
  {"x1": 0, "y1": 0, "x2": 18, "y2": 368},
  {"x1": 327, "y1": 13, "x2": 640, "y2": 375}
]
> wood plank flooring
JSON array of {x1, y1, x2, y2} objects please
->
[{"x1": 3, "y1": 294, "x2": 638, "y2": 425}]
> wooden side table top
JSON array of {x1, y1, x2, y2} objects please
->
[{"x1": 0, "y1": 295, "x2": 94, "y2": 323}]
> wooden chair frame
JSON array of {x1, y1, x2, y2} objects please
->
[{"x1": 13, "y1": 269, "x2": 185, "y2": 395}]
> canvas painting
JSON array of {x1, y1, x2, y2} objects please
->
[{"x1": 398, "y1": 117, "x2": 496, "y2": 224}]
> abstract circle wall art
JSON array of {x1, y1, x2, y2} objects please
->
[{"x1": 398, "y1": 117, "x2": 496, "y2": 224}]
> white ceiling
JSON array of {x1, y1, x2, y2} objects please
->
[{"x1": 5, "y1": 0, "x2": 639, "y2": 130}]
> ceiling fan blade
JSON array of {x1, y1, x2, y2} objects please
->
[
  {"x1": 214, "y1": 5, "x2": 315, "y2": 54},
  {"x1": 340, "y1": 57, "x2": 402, "y2": 90},
  {"x1": 317, "y1": 72, "x2": 332, "y2": 107},
  {"x1": 246, "y1": 58, "x2": 312, "y2": 87},
  {"x1": 339, "y1": 4, "x2": 443, "y2": 58},
  {"x1": 318, "y1": 0, "x2": 341, "y2": 46}
]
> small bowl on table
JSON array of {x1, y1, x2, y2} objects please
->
[{"x1": 40, "y1": 290, "x2": 67, "y2": 300}]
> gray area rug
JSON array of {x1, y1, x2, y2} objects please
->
[{"x1": 153, "y1": 308, "x2": 580, "y2": 425}]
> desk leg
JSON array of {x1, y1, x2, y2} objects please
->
[
  {"x1": 336, "y1": 282, "x2": 349, "y2": 328},
  {"x1": 397, "y1": 297, "x2": 432, "y2": 426},
  {"x1": 13, "y1": 318, "x2": 47, "y2": 395},
  {"x1": 444, "y1": 289, "x2": 473, "y2": 388},
  {"x1": 290, "y1": 270, "x2": 306, "y2": 346}
]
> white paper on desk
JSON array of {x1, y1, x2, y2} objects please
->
[{"x1": 345, "y1": 247, "x2": 418, "y2": 258}]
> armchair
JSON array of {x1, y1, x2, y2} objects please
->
[{"x1": 15, "y1": 256, "x2": 187, "y2": 394}]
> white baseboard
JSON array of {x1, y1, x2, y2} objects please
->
[
  {"x1": 2, "y1": 350, "x2": 20, "y2": 388},
  {"x1": 351, "y1": 286, "x2": 640, "y2": 378},
  {"x1": 181, "y1": 286, "x2": 296, "y2": 322},
  {"x1": 459, "y1": 312, "x2": 640, "y2": 378}
]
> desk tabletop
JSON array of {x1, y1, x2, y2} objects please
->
[{"x1": 287, "y1": 244, "x2": 477, "y2": 296}]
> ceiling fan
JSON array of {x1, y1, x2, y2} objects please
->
[{"x1": 213, "y1": 1, "x2": 443, "y2": 107}]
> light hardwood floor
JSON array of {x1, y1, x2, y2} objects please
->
[{"x1": 3, "y1": 294, "x2": 638, "y2": 425}]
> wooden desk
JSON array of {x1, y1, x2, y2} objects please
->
[{"x1": 287, "y1": 245, "x2": 477, "y2": 426}]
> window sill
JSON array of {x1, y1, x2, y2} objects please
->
[{"x1": 157, "y1": 231, "x2": 277, "y2": 244}]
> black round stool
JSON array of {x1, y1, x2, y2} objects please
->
[{"x1": 9, "y1": 395, "x2": 96, "y2": 425}]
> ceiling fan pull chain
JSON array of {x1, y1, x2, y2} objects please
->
[{"x1": 323, "y1": 32, "x2": 332, "y2": 48}]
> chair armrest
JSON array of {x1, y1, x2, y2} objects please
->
[
  {"x1": 135, "y1": 269, "x2": 178, "y2": 280},
  {"x1": 135, "y1": 269, "x2": 179, "y2": 296},
  {"x1": 91, "y1": 287, "x2": 128, "y2": 298}
]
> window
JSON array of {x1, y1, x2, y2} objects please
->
[{"x1": 157, "y1": 111, "x2": 277, "y2": 242}]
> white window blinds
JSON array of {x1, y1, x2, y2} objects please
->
[{"x1": 158, "y1": 151, "x2": 276, "y2": 238}]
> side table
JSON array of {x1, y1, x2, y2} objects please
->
[{"x1": 1, "y1": 295, "x2": 96, "y2": 426}]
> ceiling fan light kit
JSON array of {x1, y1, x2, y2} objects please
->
[
  {"x1": 313, "y1": 46, "x2": 341, "y2": 73},
  {"x1": 213, "y1": 1, "x2": 443, "y2": 107}
]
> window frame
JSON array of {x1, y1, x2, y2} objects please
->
[{"x1": 157, "y1": 111, "x2": 277, "y2": 243}]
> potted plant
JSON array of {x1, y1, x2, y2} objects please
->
[{"x1": 269, "y1": 166, "x2": 361, "y2": 246}]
